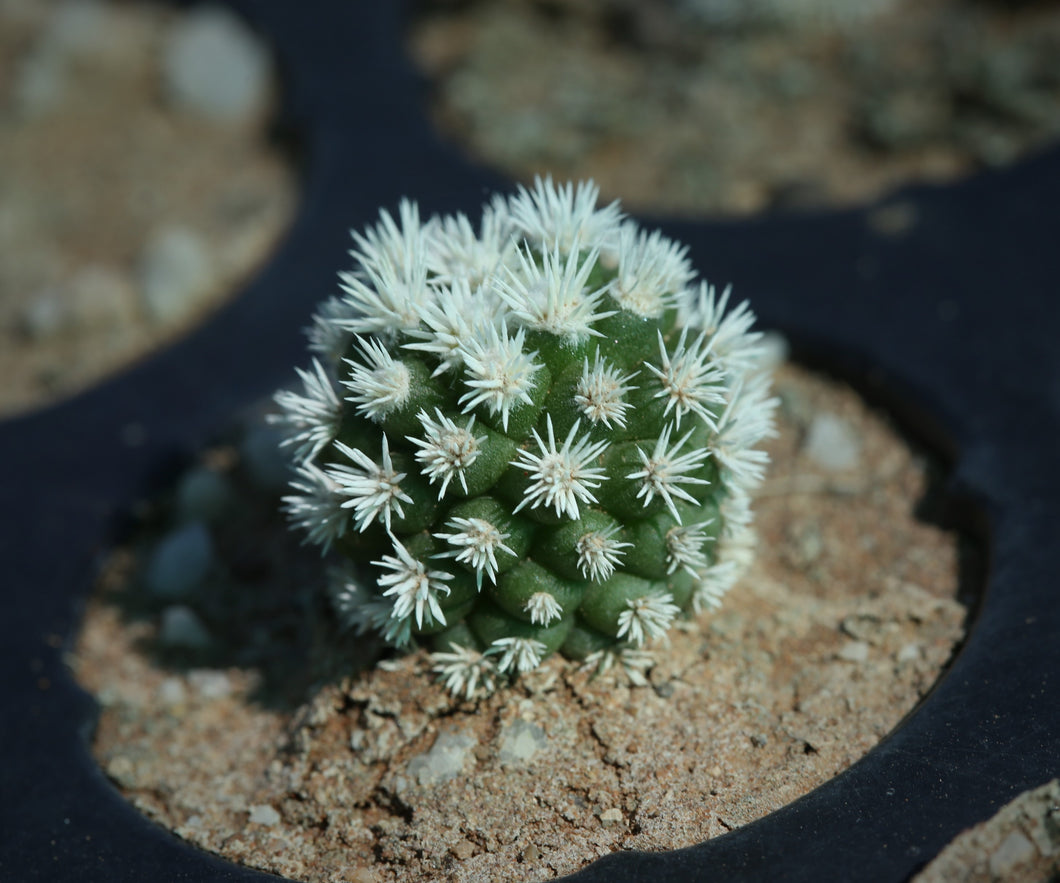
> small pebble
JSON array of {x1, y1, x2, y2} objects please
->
[
  {"x1": 498, "y1": 719, "x2": 548, "y2": 765},
  {"x1": 838, "y1": 640, "x2": 870, "y2": 663},
  {"x1": 163, "y1": 4, "x2": 269, "y2": 123},
  {"x1": 106, "y1": 755, "x2": 137, "y2": 788},
  {"x1": 138, "y1": 225, "x2": 213, "y2": 325},
  {"x1": 20, "y1": 290, "x2": 68, "y2": 339},
  {"x1": 896, "y1": 642, "x2": 921, "y2": 663},
  {"x1": 406, "y1": 730, "x2": 476, "y2": 786},
  {"x1": 175, "y1": 466, "x2": 235, "y2": 523},
  {"x1": 803, "y1": 413, "x2": 861, "y2": 471},
  {"x1": 187, "y1": 669, "x2": 232, "y2": 700},
  {"x1": 248, "y1": 804, "x2": 281, "y2": 827},
  {"x1": 145, "y1": 519, "x2": 213, "y2": 597},
  {"x1": 158, "y1": 605, "x2": 211, "y2": 650},
  {"x1": 145, "y1": 522, "x2": 214, "y2": 599},
  {"x1": 157, "y1": 677, "x2": 187, "y2": 706},
  {"x1": 988, "y1": 830, "x2": 1037, "y2": 877},
  {"x1": 449, "y1": 839, "x2": 476, "y2": 861},
  {"x1": 600, "y1": 807, "x2": 624, "y2": 828}
]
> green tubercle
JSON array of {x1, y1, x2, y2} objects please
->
[{"x1": 274, "y1": 177, "x2": 777, "y2": 698}]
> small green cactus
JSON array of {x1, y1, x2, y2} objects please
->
[{"x1": 273, "y1": 178, "x2": 776, "y2": 698}]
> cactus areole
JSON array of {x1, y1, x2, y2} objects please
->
[{"x1": 273, "y1": 178, "x2": 777, "y2": 697}]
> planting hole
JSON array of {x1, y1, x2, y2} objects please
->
[
  {"x1": 0, "y1": 0, "x2": 297, "y2": 417},
  {"x1": 408, "y1": 0, "x2": 1060, "y2": 216},
  {"x1": 71, "y1": 360, "x2": 980, "y2": 882}
]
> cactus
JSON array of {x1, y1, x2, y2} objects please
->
[{"x1": 273, "y1": 178, "x2": 777, "y2": 698}]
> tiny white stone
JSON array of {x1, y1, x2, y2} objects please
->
[
  {"x1": 157, "y1": 677, "x2": 187, "y2": 706},
  {"x1": 498, "y1": 719, "x2": 548, "y2": 765},
  {"x1": 804, "y1": 413, "x2": 861, "y2": 471},
  {"x1": 989, "y1": 831, "x2": 1037, "y2": 878},
  {"x1": 20, "y1": 289, "x2": 68, "y2": 339},
  {"x1": 187, "y1": 670, "x2": 232, "y2": 699},
  {"x1": 248, "y1": 804, "x2": 281, "y2": 827},
  {"x1": 838, "y1": 640, "x2": 870, "y2": 663},
  {"x1": 896, "y1": 643, "x2": 921, "y2": 663},
  {"x1": 407, "y1": 730, "x2": 477, "y2": 786},
  {"x1": 163, "y1": 4, "x2": 270, "y2": 123},
  {"x1": 139, "y1": 225, "x2": 213, "y2": 324}
]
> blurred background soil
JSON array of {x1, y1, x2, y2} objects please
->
[{"x1": 2, "y1": 0, "x2": 1059, "y2": 417}]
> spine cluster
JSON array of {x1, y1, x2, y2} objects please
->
[{"x1": 274, "y1": 178, "x2": 776, "y2": 697}]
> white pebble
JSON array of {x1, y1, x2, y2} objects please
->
[
  {"x1": 407, "y1": 730, "x2": 476, "y2": 786},
  {"x1": 803, "y1": 413, "x2": 861, "y2": 471},
  {"x1": 157, "y1": 677, "x2": 187, "y2": 706},
  {"x1": 989, "y1": 830, "x2": 1037, "y2": 877},
  {"x1": 138, "y1": 225, "x2": 213, "y2": 324},
  {"x1": 187, "y1": 669, "x2": 233, "y2": 699},
  {"x1": 163, "y1": 4, "x2": 269, "y2": 123},
  {"x1": 20, "y1": 290, "x2": 69, "y2": 339},
  {"x1": 838, "y1": 640, "x2": 870, "y2": 663},
  {"x1": 498, "y1": 719, "x2": 548, "y2": 765},
  {"x1": 248, "y1": 804, "x2": 281, "y2": 827},
  {"x1": 896, "y1": 642, "x2": 921, "y2": 663}
]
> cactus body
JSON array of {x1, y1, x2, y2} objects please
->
[{"x1": 274, "y1": 178, "x2": 776, "y2": 697}]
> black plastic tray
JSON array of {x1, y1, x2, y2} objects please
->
[{"x1": 2, "y1": 2, "x2": 1058, "y2": 880}]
